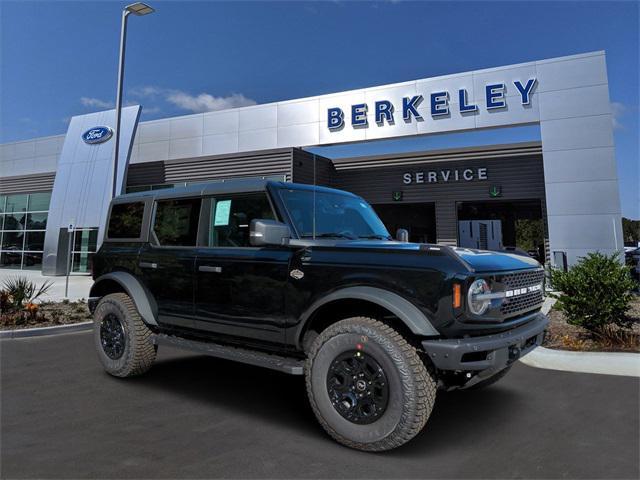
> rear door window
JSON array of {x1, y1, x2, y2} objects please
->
[
  {"x1": 107, "y1": 202, "x2": 145, "y2": 239},
  {"x1": 153, "y1": 198, "x2": 202, "y2": 247}
]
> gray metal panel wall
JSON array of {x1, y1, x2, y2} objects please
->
[
  {"x1": 332, "y1": 147, "x2": 546, "y2": 246},
  {"x1": 292, "y1": 149, "x2": 335, "y2": 186},
  {"x1": 333, "y1": 154, "x2": 545, "y2": 203},
  {"x1": 435, "y1": 202, "x2": 458, "y2": 246},
  {"x1": 42, "y1": 106, "x2": 141, "y2": 275},
  {"x1": 125, "y1": 161, "x2": 166, "y2": 186},
  {"x1": 0, "y1": 172, "x2": 56, "y2": 194},
  {"x1": 162, "y1": 149, "x2": 294, "y2": 184}
]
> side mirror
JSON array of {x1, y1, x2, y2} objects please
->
[
  {"x1": 396, "y1": 228, "x2": 409, "y2": 242},
  {"x1": 250, "y1": 219, "x2": 291, "y2": 247}
]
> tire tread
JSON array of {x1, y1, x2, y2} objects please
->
[
  {"x1": 95, "y1": 293, "x2": 156, "y2": 377},
  {"x1": 305, "y1": 316, "x2": 436, "y2": 452}
]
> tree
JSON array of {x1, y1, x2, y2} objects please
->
[{"x1": 622, "y1": 217, "x2": 640, "y2": 245}]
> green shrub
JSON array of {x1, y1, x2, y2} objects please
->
[{"x1": 550, "y1": 252, "x2": 636, "y2": 332}]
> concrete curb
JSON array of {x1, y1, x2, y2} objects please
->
[
  {"x1": 520, "y1": 347, "x2": 640, "y2": 377},
  {"x1": 0, "y1": 321, "x2": 92, "y2": 339},
  {"x1": 541, "y1": 295, "x2": 557, "y2": 315},
  {"x1": 519, "y1": 295, "x2": 640, "y2": 378}
]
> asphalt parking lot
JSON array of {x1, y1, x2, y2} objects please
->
[{"x1": 2, "y1": 331, "x2": 638, "y2": 479}]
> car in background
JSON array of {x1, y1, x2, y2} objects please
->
[{"x1": 625, "y1": 247, "x2": 640, "y2": 283}]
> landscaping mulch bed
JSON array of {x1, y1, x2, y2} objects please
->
[
  {"x1": 0, "y1": 301, "x2": 92, "y2": 331},
  {"x1": 3, "y1": 296, "x2": 640, "y2": 354},
  {"x1": 543, "y1": 296, "x2": 640, "y2": 353}
]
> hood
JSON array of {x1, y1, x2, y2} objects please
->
[
  {"x1": 325, "y1": 240, "x2": 541, "y2": 272},
  {"x1": 450, "y1": 247, "x2": 541, "y2": 272}
]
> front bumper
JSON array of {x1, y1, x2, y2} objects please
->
[{"x1": 421, "y1": 311, "x2": 548, "y2": 374}]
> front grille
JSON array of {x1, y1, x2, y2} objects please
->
[
  {"x1": 500, "y1": 290, "x2": 544, "y2": 316},
  {"x1": 500, "y1": 269, "x2": 545, "y2": 290},
  {"x1": 498, "y1": 269, "x2": 545, "y2": 317}
]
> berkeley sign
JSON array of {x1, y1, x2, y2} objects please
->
[{"x1": 327, "y1": 78, "x2": 537, "y2": 130}]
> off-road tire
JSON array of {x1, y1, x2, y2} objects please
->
[
  {"x1": 467, "y1": 365, "x2": 512, "y2": 390},
  {"x1": 305, "y1": 317, "x2": 436, "y2": 452},
  {"x1": 93, "y1": 293, "x2": 156, "y2": 377}
]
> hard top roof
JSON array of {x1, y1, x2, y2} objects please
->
[{"x1": 113, "y1": 179, "x2": 357, "y2": 203}]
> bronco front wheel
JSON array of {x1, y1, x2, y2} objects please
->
[
  {"x1": 93, "y1": 293, "x2": 156, "y2": 377},
  {"x1": 305, "y1": 317, "x2": 436, "y2": 451}
]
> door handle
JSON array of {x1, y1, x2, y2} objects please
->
[
  {"x1": 199, "y1": 265, "x2": 222, "y2": 273},
  {"x1": 139, "y1": 262, "x2": 158, "y2": 269}
]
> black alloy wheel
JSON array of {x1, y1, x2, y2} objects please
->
[
  {"x1": 326, "y1": 350, "x2": 389, "y2": 425},
  {"x1": 93, "y1": 293, "x2": 157, "y2": 377},
  {"x1": 100, "y1": 313, "x2": 126, "y2": 360}
]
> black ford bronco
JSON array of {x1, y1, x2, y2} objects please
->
[{"x1": 89, "y1": 179, "x2": 548, "y2": 451}]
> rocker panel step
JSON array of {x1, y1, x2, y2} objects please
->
[{"x1": 152, "y1": 334, "x2": 304, "y2": 375}]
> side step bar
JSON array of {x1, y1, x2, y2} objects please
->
[{"x1": 152, "y1": 334, "x2": 304, "y2": 375}]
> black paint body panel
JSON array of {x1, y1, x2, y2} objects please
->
[{"x1": 92, "y1": 181, "x2": 545, "y2": 355}]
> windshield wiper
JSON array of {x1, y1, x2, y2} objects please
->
[
  {"x1": 358, "y1": 234, "x2": 392, "y2": 240},
  {"x1": 302, "y1": 232, "x2": 357, "y2": 239}
]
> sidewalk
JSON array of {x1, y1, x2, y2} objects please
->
[{"x1": 0, "y1": 269, "x2": 93, "y2": 302}]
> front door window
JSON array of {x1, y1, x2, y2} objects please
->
[{"x1": 206, "y1": 194, "x2": 275, "y2": 247}]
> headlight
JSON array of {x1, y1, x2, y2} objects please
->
[{"x1": 468, "y1": 279, "x2": 491, "y2": 315}]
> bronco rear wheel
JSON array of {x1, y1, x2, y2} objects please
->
[
  {"x1": 305, "y1": 317, "x2": 436, "y2": 451},
  {"x1": 93, "y1": 293, "x2": 156, "y2": 377}
]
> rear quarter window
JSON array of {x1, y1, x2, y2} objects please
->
[{"x1": 107, "y1": 202, "x2": 145, "y2": 239}]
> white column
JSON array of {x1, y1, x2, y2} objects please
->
[{"x1": 537, "y1": 52, "x2": 623, "y2": 266}]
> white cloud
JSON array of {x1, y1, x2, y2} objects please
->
[
  {"x1": 83, "y1": 85, "x2": 257, "y2": 116},
  {"x1": 80, "y1": 97, "x2": 114, "y2": 109},
  {"x1": 611, "y1": 101, "x2": 625, "y2": 130},
  {"x1": 129, "y1": 85, "x2": 163, "y2": 98},
  {"x1": 165, "y1": 91, "x2": 256, "y2": 113},
  {"x1": 142, "y1": 106, "x2": 161, "y2": 115},
  {"x1": 129, "y1": 85, "x2": 256, "y2": 113}
]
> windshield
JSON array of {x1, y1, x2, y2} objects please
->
[{"x1": 278, "y1": 188, "x2": 391, "y2": 240}]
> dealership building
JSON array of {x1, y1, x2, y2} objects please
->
[{"x1": 0, "y1": 51, "x2": 624, "y2": 275}]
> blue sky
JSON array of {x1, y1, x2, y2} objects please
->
[{"x1": 1, "y1": 1, "x2": 638, "y2": 218}]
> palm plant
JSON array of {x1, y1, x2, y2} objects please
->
[{"x1": 2, "y1": 276, "x2": 53, "y2": 311}]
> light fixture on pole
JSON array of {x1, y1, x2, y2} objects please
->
[{"x1": 111, "y1": 2, "x2": 155, "y2": 199}]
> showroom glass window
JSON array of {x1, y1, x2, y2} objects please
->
[
  {"x1": 0, "y1": 192, "x2": 51, "y2": 270},
  {"x1": 71, "y1": 228, "x2": 99, "y2": 273}
]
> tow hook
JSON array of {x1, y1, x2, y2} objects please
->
[{"x1": 509, "y1": 345, "x2": 521, "y2": 360}]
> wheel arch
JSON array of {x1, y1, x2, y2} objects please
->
[
  {"x1": 89, "y1": 272, "x2": 158, "y2": 326},
  {"x1": 296, "y1": 286, "x2": 438, "y2": 350}
]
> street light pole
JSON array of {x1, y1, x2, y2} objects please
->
[
  {"x1": 111, "y1": 3, "x2": 155, "y2": 200},
  {"x1": 112, "y1": 9, "x2": 130, "y2": 200}
]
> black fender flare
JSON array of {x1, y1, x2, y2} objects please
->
[
  {"x1": 89, "y1": 272, "x2": 158, "y2": 326},
  {"x1": 296, "y1": 286, "x2": 439, "y2": 345}
]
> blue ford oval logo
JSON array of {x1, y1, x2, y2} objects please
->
[{"x1": 82, "y1": 126, "x2": 113, "y2": 144}]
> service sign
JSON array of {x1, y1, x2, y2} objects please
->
[
  {"x1": 403, "y1": 167, "x2": 488, "y2": 185},
  {"x1": 82, "y1": 126, "x2": 113, "y2": 144},
  {"x1": 327, "y1": 79, "x2": 537, "y2": 131}
]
